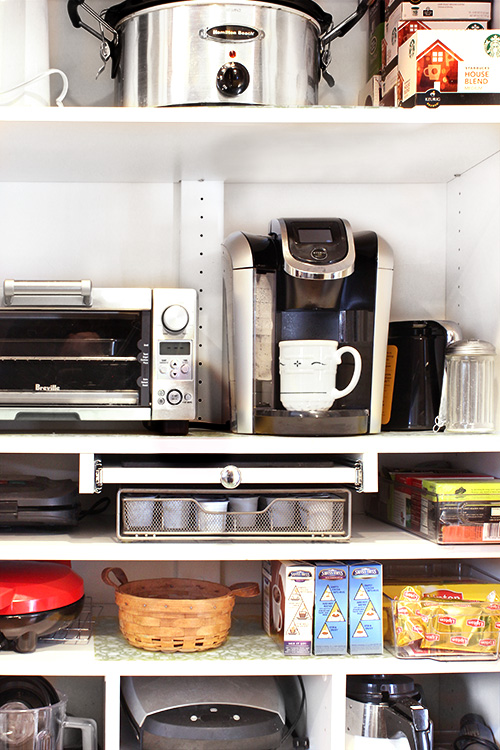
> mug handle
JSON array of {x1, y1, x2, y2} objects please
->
[
  {"x1": 333, "y1": 346, "x2": 362, "y2": 398},
  {"x1": 63, "y1": 717, "x2": 98, "y2": 750}
]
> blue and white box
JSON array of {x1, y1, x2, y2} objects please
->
[
  {"x1": 313, "y1": 561, "x2": 348, "y2": 655},
  {"x1": 348, "y1": 561, "x2": 383, "y2": 655}
]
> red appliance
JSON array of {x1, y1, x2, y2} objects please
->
[{"x1": 0, "y1": 561, "x2": 84, "y2": 652}]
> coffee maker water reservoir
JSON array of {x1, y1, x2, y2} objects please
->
[{"x1": 222, "y1": 218, "x2": 394, "y2": 435}]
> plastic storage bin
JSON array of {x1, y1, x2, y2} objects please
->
[
  {"x1": 374, "y1": 471, "x2": 500, "y2": 544},
  {"x1": 383, "y1": 562, "x2": 500, "y2": 660}
]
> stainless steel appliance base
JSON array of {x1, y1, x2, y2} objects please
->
[{"x1": 254, "y1": 408, "x2": 369, "y2": 436}]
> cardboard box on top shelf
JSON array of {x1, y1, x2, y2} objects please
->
[
  {"x1": 368, "y1": 0, "x2": 386, "y2": 78},
  {"x1": 380, "y1": 61, "x2": 399, "y2": 104},
  {"x1": 358, "y1": 74, "x2": 382, "y2": 105},
  {"x1": 385, "y1": 0, "x2": 492, "y2": 19},
  {"x1": 398, "y1": 29, "x2": 500, "y2": 106},
  {"x1": 383, "y1": 18, "x2": 489, "y2": 69}
]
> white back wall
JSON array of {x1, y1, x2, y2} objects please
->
[{"x1": 224, "y1": 182, "x2": 448, "y2": 321}]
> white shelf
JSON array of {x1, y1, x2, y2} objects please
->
[
  {"x1": 1, "y1": 514, "x2": 498, "y2": 561},
  {"x1": 1, "y1": 618, "x2": 499, "y2": 678},
  {"x1": 1, "y1": 106, "x2": 500, "y2": 184},
  {"x1": 0, "y1": 428, "x2": 497, "y2": 455}
]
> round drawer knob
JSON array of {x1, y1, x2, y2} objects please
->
[{"x1": 220, "y1": 465, "x2": 241, "y2": 489}]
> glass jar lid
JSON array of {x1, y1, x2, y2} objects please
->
[{"x1": 446, "y1": 339, "x2": 496, "y2": 357}]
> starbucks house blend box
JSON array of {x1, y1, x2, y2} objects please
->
[{"x1": 399, "y1": 29, "x2": 500, "y2": 106}]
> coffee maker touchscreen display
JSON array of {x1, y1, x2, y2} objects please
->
[{"x1": 297, "y1": 228, "x2": 333, "y2": 243}]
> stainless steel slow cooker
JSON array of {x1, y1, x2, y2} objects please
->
[{"x1": 67, "y1": 0, "x2": 370, "y2": 106}]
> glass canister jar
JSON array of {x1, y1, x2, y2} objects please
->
[{"x1": 444, "y1": 339, "x2": 496, "y2": 433}]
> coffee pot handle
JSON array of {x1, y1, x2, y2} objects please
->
[
  {"x1": 63, "y1": 717, "x2": 98, "y2": 750},
  {"x1": 382, "y1": 702, "x2": 433, "y2": 750}
]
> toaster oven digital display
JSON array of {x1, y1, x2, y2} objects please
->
[{"x1": 159, "y1": 341, "x2": 191, "y2": 355}]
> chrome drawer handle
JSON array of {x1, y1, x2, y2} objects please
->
[{"x1": 220, "y1": 465, "x2": 241, "y2": 489}]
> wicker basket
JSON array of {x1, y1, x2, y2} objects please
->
[{"x1": 101, "y1": 567, "x2": 260, "y2": 653}]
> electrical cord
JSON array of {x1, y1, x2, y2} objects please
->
[
  {"x1": 79, "y1": 495, "x2": 111, "y2": 521},
  {"x1": 0, "y1": 69, "x2": 69, "y2": 107},
  {"x1": 279, "y1": 675, "x2": 307, "y2": 748}
]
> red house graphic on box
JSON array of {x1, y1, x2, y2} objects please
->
[
  {"x1": 416, "y1": 39, "x2": 463, "y2": 92},
  {"x1": 399, "y1": 21, "x2": 432, "y2": 48}
]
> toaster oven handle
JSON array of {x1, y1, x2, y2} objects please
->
[{"x1": 3, "y1": 280, "x2": 93, "y2": 307}]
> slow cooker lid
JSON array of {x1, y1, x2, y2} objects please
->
[
  {"x1": 0, "y1": 561, "x2": 84, "y2": 615},
  {"x1": 105, "y1": 0, "x2": 333, "y2": 34}
]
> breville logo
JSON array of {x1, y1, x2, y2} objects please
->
[{"x1": 35, "y1": 383, "x2": 60, "y2": 392}]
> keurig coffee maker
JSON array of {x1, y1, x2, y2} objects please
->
[{"x1": 222, "y1": 217, "x2": 394, "y2": 435}]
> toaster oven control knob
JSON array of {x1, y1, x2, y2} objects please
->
[
  {"x1": 162, "y1": 304, "x2": 189, "y2": 333},
  {"x1": 216, "y1": 62, "x2": 250, "y2": 97}
]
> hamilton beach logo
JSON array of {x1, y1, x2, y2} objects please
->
[
  {"x1": 204, "y1": 25, "x2": 262, "y2": 41},
  {"x1": 35, "y1": 383, "x2": 60, "y2": 392},
  {"x1": 484, "y1": 33, "x2": 500, "y2": 57}
]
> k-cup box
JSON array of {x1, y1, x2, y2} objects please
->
[
  {"x1": 368, "y1": 0, "x2": 385, "y2": 77},
  {"x1": 359, "y1": 75, "x2": 382, "y2": 105},
  {"x1": 399, "y1": 29, "x2": 500, "y2": 106},
  {"x1": 312, "y1": 561, "x2": 348, "y2": 655},
  {"x1": 383, "y1": 18, "x2": 488, "y2": 69},
  {"x1": 380, "y1": 60, "x2": 399, "y2": 104},
  {"x1": 349, "y1": 561, "x2": 383, "y2": 655},
  {"x1": 262, "y1": 560, "x2": 315, "y2": 655},
  {"x1": 385, "y1": 0, "x2": 491, "y2": 19}
]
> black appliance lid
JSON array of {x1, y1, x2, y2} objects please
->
[
  {"x1": 346, "y1": 676, "x2": 420, "y2": 704},
  {"x1": 388, "y1": 320, "x2": 447, "y2": 338},
  {"x1": 0, "y1": 677, "x2": 59, "y2": 710},
  {"x1": 105, "y1": 0, "x2": 333, "y2": 34}
]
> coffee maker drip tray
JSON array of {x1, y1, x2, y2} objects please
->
[{"x1": 254, "y1": 408, "x2": 369, "y2": 436}]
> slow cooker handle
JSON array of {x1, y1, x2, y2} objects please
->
[
  {"x1": 101, "y1": 567, "x2": 129, "y2": 589},
  {"x1": 67, "y1": 0, "x2": 120, "y2": 78},
  {"x1": 321, "y1": 0, "x2": 372, "y2": 45},
  {"x1": 229, "y1": 582, "x2": 260, "y2": 598},
  {"x1": 320, "y1": 0, "x2": 373, "y2": 81},
  {"x1": 67, "y1": 0, "x2": 118, "y2": 43}
]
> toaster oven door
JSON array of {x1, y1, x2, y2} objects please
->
[{"x1": 0, "y1": 310, "x2": 150, "y2": 418}]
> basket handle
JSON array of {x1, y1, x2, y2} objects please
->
[
  {"x1": 229, "y1": 581, "x2": 260, "y2": 598},
  {"x1": 101, "y1": 567, "x2": 129, "y2": 588}
]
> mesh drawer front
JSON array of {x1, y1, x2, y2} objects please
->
[{"x1": 118, "y1": 488, "x2": 351, "y2": 541}]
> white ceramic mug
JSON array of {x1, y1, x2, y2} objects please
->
[
  {"x1": 278, "y1": 339, "x2": 362, "y2": 412},
  {"x1": 271, "y1": 583, "x2": 283, "y2": 632}
]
